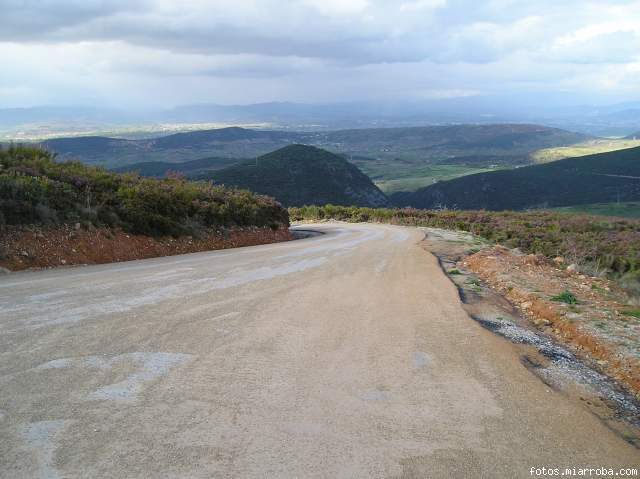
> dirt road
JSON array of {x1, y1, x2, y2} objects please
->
[{"x1": 1, "y1": 223, "x2": 637, "y2": 478}]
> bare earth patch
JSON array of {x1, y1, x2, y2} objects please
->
[
  {"x1": 421, "y1": 227, "x2": 640, "y2": 446},
  {"x1": 463, "y1": 247, "x2": 640, "y2": 397},
  {"x1": 0, "y1": 224, "x2": 293, "y2": 272}
]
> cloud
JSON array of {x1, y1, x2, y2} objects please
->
[
  {"x1": 0, "y1": 0, "x2": 639, "y2": 108},
  {"x1": 300, "y1": 0, "x2": 370, "y2": 16},
  {"x1": 400, "y1": 0, "x2": 447, "y2": 12}
]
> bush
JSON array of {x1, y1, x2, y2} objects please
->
[
  {"x1": 289, "y1": 205, "x2": 640, "y2": 281},
  {"x1": 551, "y1": 290, "x2": 579, "y2": 304},
  {"x1": 0, "y1": 145, "x2": 289, "y2": 236}
]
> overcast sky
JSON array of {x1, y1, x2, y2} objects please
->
[{"x1": 2, "y1": 0, "x2": 640, "y2": 108}]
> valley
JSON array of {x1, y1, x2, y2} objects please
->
[
  {"x1": 531, "y1": 138, "x2": 640, "y2": 164},
  {"x1": 37, "y1": 124, "x2": 591, "y2": 193}
]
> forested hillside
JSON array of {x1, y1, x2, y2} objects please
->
[
  {"x1": 203, "y1": 145, "x2": 390, "y2": 207},
  {"x1": 391, "y1": 146, "x2": 640, "y2": 210}
]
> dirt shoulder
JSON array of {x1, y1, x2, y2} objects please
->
[
  {"x1": 0, "y1": 224, "x2": 293, "y2": 272},
  {"x1": 421, "y1": 227, "x2": 640, "y2": 446},
  {"x1": 464, "y1": 246, "x2": 640, "y2": 395}
]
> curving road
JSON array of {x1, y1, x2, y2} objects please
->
[{"x1": 0, "y1": 223, "x2": 638, "y2": 478}]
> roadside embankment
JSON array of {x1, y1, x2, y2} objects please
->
[
  {"x1": 422, "y1": 227, "x2": 640, "y2": 445},
  {"x1": 1, "y1": 145, "x2": 293, "y2": 271},
  {"x1": 462, "y1": 246, "x2": 640, "y2": 397},
  {"x1": 0, "y1": 224, "x2": 293, "y2": 272}
]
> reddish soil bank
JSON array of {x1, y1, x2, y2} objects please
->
[
  {"x1": 463, "y1": 246, "x2": 640, "y2": 397},
  {"x1": 0, "y1": 224, "x2": 294, "y2": 272}
]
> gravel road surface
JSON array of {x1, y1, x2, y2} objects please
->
[{"x1": 1, "y1": 223, "x2": 637, "y2": 478}]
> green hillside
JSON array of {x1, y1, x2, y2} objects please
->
[
  {"x1": 42, "y1": 127, "x2": 299, "y2": 167},
  {"x1": 0, "y1": 145, "x2": 288, "y2": 236},
  {"x1": 552, "y1": 202, "x2": 640, "y2": 219},
  {"x1": 113, "y1": 156, "x2": 240, "y2": 177},
  {"x1": 203, "y1": 145, "x2": 390, "y2": 207},
  {"x1": 391, "y1": 146, "x2": 640, "y2": 210},
  {"x1": 39, "y1": 125, "x2": 588, "y2": 190}
]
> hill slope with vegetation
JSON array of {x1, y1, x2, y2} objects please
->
[
  {"x1": 41, "y1": 127, "x2": 299, "y2": 167},
  {"x1": 0, "y1": 145, "x2": 288, "y2": 236},
  {"x1": 290, "y1": 205, "x2": 640, "y2": 284},
  {"x1": 391, "y1": 146, "x2": 640, "y2": 210},
  {"x1": 38, "y1": 124, "x2": 589, "y2": 191},
  {"x1": 112, "y1": 156, "x2": 240, "y2": 177},
  {"x1": 203, "y1": 145, "x2": 390, "y2": 207}
]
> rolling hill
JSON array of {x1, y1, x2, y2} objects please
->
[
  {"x1": 42, "y1": 136, "x2": 142, "y2": 160},
  {"x1": 36, "y1": 124, "x2": 592, "y2": 193},
  {"x1": 42, "y1": 127, "x2": 300, "y2": 167},
  {"x1": 112, "y1": 156, "x2": 240, "y2": 177},
  {"x1": 41, "y1": 124, "x2": 589, "y2": 165},
  {"x1": 390, "y1": 146, "x2": 640, "y2": 210},
  {"x1": 202, "y1": 144, "x2": 390, "y2": 207}
]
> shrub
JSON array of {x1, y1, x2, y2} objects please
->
[
  {"x1": 0, "y1": 145, "x2": 289, "y2": 236},
  {"x1": 289, "y1": 205, "x2": 640, "y2": 283},
  {"x1": 550, "y1": 290, "x2": 579, "y2": 304}
]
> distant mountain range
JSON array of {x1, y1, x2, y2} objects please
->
[
  {"x1": 2, "y1": 98, "x2": 640, "y2": 136},
  {"x1": 199, "y1": 145, "x2": 390, "y2": 208},
  {"x1": 391, "y1": 147, "x2": 640, "y2": 210}
]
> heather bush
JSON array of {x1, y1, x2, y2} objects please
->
[
  {"x1": 1, "y1": 145, "x2": 289, "y2": 236},
  {"x1": 290, "y1": 205, "x2": 640, "y2": 283}
]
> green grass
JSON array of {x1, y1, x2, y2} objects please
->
[
  {"x1": 531, "y1": 139, "x2": 640, "y2": 164},
  {"x1": 623, "y1": 309, "x2": 640, "y2": 319},
  {"x1": 551, "y1": 290, "x2": 579, "y2": 304},
  {"x1": 447, "y1": 268, "x2": 462, "y2": 275},
  {"x1": 372, "y1": 165, "x2": 501, "y2": 194},
  {"x1": 551, "y1": 202, "x2": 640, "y2": 219},
  {"x1": 591, "y1": 284, "x2": 608, "y2": 294}
]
